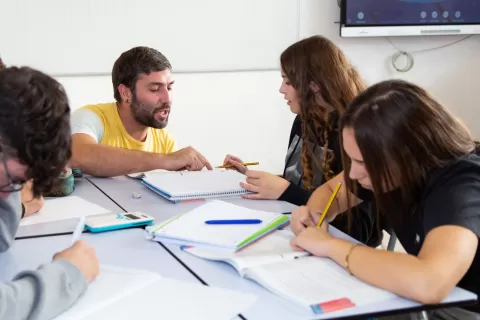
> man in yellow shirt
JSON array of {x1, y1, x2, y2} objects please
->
[{"x1": 70, "y1": 47, "x2": 211, "y2": 177}]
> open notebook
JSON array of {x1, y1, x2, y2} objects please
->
[
  {"x1": 141, "y1": 169, "x2": 252, "y2": 203},
  {"x1": 54, "y1": 265, "x2": 257, "y2": 320},
  {"x1": 146, "y1": 200, "x2": 290, "y2": 251},
  {"x1": 184, "y1": 230, "x2": 397, "y2": 316}
]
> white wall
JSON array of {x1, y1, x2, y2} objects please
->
[{"x1": 57, "y1": 0, "x2": 480, "y2": 174}]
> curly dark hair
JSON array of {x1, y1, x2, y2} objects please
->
[{"x1": 0, "y1": 67, "x2": 72, "y2": 197}]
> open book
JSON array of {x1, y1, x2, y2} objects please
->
[
  {"x1": 146, "y1": 200, "x2": 290, "y2": 251},
  {"x1": 184, "y1": 230, "x2": 397, "y2": 316},
  {"x1": 54, "y1": 265, "x2": 257, "y2": 320},
  {"x1": 141, "y1": 169, "x2": 252, "y2": 203}
]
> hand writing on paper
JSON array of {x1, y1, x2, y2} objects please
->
[
  {"x1": 290, "y1": 225, "x2": 333, "y2": 257},
  {"x1": 239, "y1": 170, "x2": 290, "y2": 200},
  {"x1": 290, "y1": 206, "x2": 322, "y2": 235},
  {"x1": 53, "y1": 240, "x2": 100, "y2": 282}
]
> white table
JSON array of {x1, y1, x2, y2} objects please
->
[
  {"x1": 1, "y1": 228, "x2": 198, "y2": 283},
  {"x1": 87, "y1": 176, "x2": 478, "y2": 319},
  {"x1": 16, "y1": 177, "x2": 123, "y2": 239}
]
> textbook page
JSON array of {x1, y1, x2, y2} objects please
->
[
  {"x1": 245, "y1": 256, "x2": 396, "y2": 314},
  {"x1": 20, "y1": 196, "x2": 110, "y2": 226},
  {"x1": 55, "y1": 265, "x2": 257, "y2": 320},
  {"x1": 184, "y1": 229, "x2": 309, "y2": 275}
]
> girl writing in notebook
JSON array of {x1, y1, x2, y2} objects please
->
[
  {"x1": 290, "y1": 79, "x2": 480, "y2": 319},
  {"x1": 224, "y1": 35, "x2": 380, "y2": 246}
]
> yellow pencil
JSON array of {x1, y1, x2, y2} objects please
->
[
  {"x1": 316, "y1": 182, "x2": 342, "y2": 227},
  {"x1": 216, "y1": 162, "x2": 259, "y2": 169}
]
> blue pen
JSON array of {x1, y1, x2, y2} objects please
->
[{"x1": 205, "y1": 219, "x2": 262, "y2": 225}]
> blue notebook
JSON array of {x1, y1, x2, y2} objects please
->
[{"x1": 141, "y1": 169, "x2": 252, "y2": 203}]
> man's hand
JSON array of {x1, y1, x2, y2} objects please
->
[{"x1": 164, "y1": 146, "x2": 212, "y2": 171}]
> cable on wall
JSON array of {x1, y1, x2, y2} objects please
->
[{"x1": 386, "y1": 35, "x2": 473, "y2": 72}]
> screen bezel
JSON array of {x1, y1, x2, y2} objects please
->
[{"x1": 340, "y1": 0, "x2": 480, "y2": 37}]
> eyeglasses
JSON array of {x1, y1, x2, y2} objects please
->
[{"x1": 0, "y1": 157, "x2": 26, "y2": 193}]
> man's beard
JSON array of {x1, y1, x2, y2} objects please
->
[{"x1": 130, "y1": 95, "x2": 170, "y2": 129}]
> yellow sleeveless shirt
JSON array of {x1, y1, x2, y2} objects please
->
[{"x1": 80, "y1": 102, "x2": 176, "y2": 153}]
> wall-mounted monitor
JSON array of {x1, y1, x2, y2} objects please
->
[{"x1": 340, "y1": 0, "x2": 480, "y2": 37}]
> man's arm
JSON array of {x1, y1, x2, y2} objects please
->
[
  {"x1": 70, "y1": 134, "x2": 212, "y2": 177},
  {"x1": 70, "y1": 133, "x2": 170, "y2": 177},
  {"x1": 0, "y1": 260, "x2": 88, "y2": 320}
]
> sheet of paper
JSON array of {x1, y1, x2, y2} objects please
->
[
  {"x1": 55, "y1": 265, "x2": 257, "y2": 320},
  {"x1": 20, "y1": 196, "x2": 111, "y2": 226},
  {"x1": 148, "y1": 200, "x2": 286, "y2": 249},
  {"x1": 247, "y1": 256, "x2": 396, "y2": 310},
  {"x1": 185, "y1": 229, "x2": 309, "y2": 272}
]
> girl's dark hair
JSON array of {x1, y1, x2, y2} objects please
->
[
  {"x1": 340, "y1": 79, "x2": 475, "y2": 219},
  {"x1": 280, "y1": 35, "x2": 366, "y2": 189}
]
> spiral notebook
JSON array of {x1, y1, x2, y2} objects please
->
[
  {"x1": 146, "y1": 200, "x2": 290, "y2": 251},
  {"x1": 141, "y1": 169, "x2": 252, "y2": 203}
]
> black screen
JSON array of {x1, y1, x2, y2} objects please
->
[
  {"x1": 345, "y1": 0, "x2": 480, "y2": 26},
  {"x1": 124, "y1": 214, "x2": 140, "y2": 220}
]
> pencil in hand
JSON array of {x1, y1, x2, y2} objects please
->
[
  {"x1": 316, "y1": 182, "x2": 342, "y2": 228},
  {"x1": 216, "y1": 162, "x2": 259, "y2": 169}
]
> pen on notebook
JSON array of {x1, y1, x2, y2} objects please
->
[
  {"x1": 216, "y1": 162, "x2": 259, "y2": 169},
  {"x1": 71, "y1": 216, "x2": 86, "y2": 245},
  {"x1": 316, "y1": 182, "x2": 342, "y2": 228},
  {"x1": 205, "y1": 219, "x2": 262, "y2": 225}
]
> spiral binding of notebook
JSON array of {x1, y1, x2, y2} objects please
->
[{"x1": 141, "y1": 170, "x2": 252, "y2": 203}]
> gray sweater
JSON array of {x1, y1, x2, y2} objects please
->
[{"x1": 0, "y1": 193, "x2": 88, "y2": 320}]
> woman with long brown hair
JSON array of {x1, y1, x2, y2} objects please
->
[
  {"x1": 291, "y1": 79, "x2": 480, "y2": 318},
  {"x1": 224, "y1": 35, "x2": 379, "y2": 245}
]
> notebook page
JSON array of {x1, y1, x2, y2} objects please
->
[
  {"x1": 20, "y1": 196, "x2": 111, "y2": 226},
  {"x1": 143, "y1": 169, "x2": 248, "y2": 197},
  {"x1": 80, "y1": 277, "x2": 257, "y2": 320},
  {"x1": 54, "y1": 265, "x2": 257, "y2": 320},
  {"x1": 148, "y1": 200, "x2": 286, "y2": 249},
  {"x1": 246, "y1": 256, "x2": 396, "y2": 313},
  {"x1": 55, "y1": 265, "x2": 161, "y2": 319},
  {"x1": 185, "y1": 230, "x2": 309, "y2": 273}
]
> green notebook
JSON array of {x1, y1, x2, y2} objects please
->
[{"x1": 146, "y1": 200, "x2": 290, "y2": 251}]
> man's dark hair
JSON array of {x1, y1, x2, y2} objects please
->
[
  {"x1": 0, "y1": 67, "x2": 72, "y2": 197},
  {"x1": 112, "y1": 46, "x2": 172, "y2": 103},
  {"x1": 0, "y1": 57, "x2": 5, "y2": 70}
]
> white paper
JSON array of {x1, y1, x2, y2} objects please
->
[
  {"x1": 185, "y1": 229, "x2": 310, "y2": 273},
  {"x1": 147, "y1": 200, "x2": 286, "y2": 249},
  {"x1": 20, "y1": 196, "x2": 111, "y2": 226},
  {"x1": 142, "y1": 169, "x2": 248, "y2": 197},
  {"x1": 55, "y1": 265, "x2": 257, "y2": 320},
  {"x1": 247, "y1": 256, "x2": 396, "y2": 310}
]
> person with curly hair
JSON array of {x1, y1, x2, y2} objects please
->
[
  {"x1": 0, "y1": 67, "x2": 99, "y2": 320},
  {"x1": 223, "y1": 36, "x2": 380, "y2": 246}
]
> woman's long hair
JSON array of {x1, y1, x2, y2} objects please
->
[
  {"x1": 280, "y1": 35, "x2": 366, "y2": 189},
  {"x1": 340, "y1": 79, "x2": 476, "y2": 221}
]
